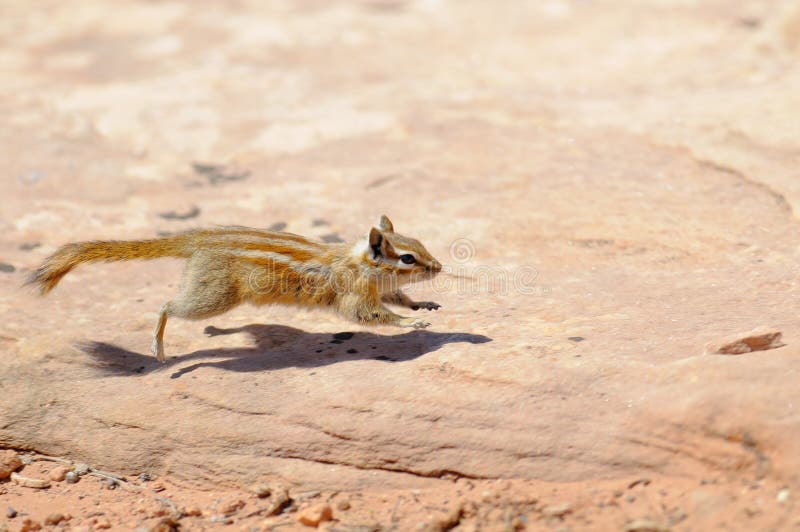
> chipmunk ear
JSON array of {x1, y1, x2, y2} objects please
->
[
  {"x1": 376, "y1": 214, "x2": 394, "y2": 233},
  {"x1": 368, "y1": 227, "x2": 394, "y2": 260}
]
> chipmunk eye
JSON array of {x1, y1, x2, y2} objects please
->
[{"x1": 399, "y1": 254, "x2": 416, "y2": 264}]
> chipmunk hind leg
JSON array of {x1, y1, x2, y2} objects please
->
[{"x1": 150, "y1": 254, "x2": 242, "y2": 362}]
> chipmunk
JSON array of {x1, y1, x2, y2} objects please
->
[{"x1": 27, "y1": 215, "x2": 442, "y2": 363}]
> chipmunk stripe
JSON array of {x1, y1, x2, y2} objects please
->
[
  {"x1": 212, "y1": 227, "x2": 325, "y2": 248},
  {"x1": 205, "y1": 240, "x2": 317, "y2": 262},
  {"x1": 229, "y1": 249, "x2": 332, "y2": 276}
]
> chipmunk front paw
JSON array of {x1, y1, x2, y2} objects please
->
[
  {"x1": 399, "y1": 317, "x2": 431, "y2": 329},
  {"x1": 411, "y1": 301, "x2": 441, "y2": 311}
]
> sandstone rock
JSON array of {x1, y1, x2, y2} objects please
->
[
  {"x1": 0, "y1": 450, "x2": 22, "y2": 479},
  {"x1": 49, "y1": 465, "x2": 70, "y2": 481},
  {"x1": 705, "y1": 327, "x2": 785, "y2": 355},
  {"x1": 2, "y1": 3, "x2": 800, "y2": 529},
  {"x1": 296, "y1": 504, "x2": 333, "y2": 527}
]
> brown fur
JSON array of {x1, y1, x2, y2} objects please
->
[{"x1": 28, "y1": 217, "x2": 442, "y2": 362}]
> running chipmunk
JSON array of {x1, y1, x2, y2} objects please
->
[{"x1": 27, "y1": 215, "x2": 442, "y2": 363}]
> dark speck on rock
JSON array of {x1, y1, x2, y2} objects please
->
[
  {"x1": 373, "y1": 355, "x2": 392, "y2": 361},
  {"x1": 159, "y1": 205, "x2": 201, "y2": 220},
  {"x1": 333, "y1": 332, "x2": 355, "y2": 341},
  {"x1": 268, "y1": 221, "x2": 287, "y2": 231},
  {"x1": 0, "y1": 263, "x2": 15, "y2": 273},
  {"x1": 330, "y1": 339, "x2": 343, "y2": 344},
  {"x1": 321, "y1": 233, "x2": 345, "y2": 243},
  {"x1": 19, "y1": 242, "x2": 40, "y2": 251},
  {"x1": 312, "y1": 218, "x2": 329, "y2": 227},
  {"x1": 192, "y1": 162, "x2": 250, "y2": 185},
  {"x1": 568, "y1": 336, "x2": 585, "y2": 342},
  {"x1": 347, "y1": 348, "x2": 358, "y2": 354}
]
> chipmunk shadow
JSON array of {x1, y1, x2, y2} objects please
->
[{"x1": 79, "y1": 324, "x2": 492, "y2": 379}]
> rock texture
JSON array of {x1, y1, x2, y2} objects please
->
[{"x1": 1, "y1": 0, "x2": 800, "y2": 525}]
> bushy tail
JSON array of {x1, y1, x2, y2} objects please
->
[{"x1": 26, "y1": 234, "x2": 194, "y2": 295}]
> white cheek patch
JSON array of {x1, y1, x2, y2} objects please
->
[{"x1": 350, "y1": 238, "x2": 371, "y2": 259}]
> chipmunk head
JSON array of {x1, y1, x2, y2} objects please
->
[{"x1": 360, "y1": 215, "x2": 442, "y2": 284}]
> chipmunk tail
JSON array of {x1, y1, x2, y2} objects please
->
[
  {"x1": 26, "y1": 242, "x2": 86, "y2": 294},
  {"x1": 26, "y1": 235, "x2": 193, "y2": 294}
]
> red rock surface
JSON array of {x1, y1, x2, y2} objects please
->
[{"x1": 2, "y1": 0, "x2": 800, "y2": 530}]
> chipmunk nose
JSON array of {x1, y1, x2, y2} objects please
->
[{"x1": 430, "y1": 260, "x2": 442, "y2": 272}]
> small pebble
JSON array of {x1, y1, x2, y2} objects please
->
[
  {"x1": 336, "y1": 500, "x2": 351, "y2": 511},
  {"x1": 19, "y1": 519, "x2": 41, "y2": 532},
  {"x1": 7, "y1": 507, "x2": 17, "y2": 518},
  {"x1": 296, "y1": 503, "x2": 333, "y2": 527},
  {"x1": 624, "y1": 519, "x2": 671, "y2": 532},
  {"x1": 295, "y1": 490, "x2": 321, "y2": 501},
  {"x1": 0, "y1": 450, "x2": 23, "y2": 479},
  {"x1": 44, "y1": 514, "x2": 64, "y2": 526},
  {"x1": 138, "y1": 473, "x2": 153, "y2": 482},
  {"x1": 542, "y1": 502, "x2": 572, "y2": 518},
  {"x1": 218, "y1": 498, "x2": 246, "y2": 515},
  {"x1": 777, "y1": 488, "x2": 790, "y2": 504},
  {"x1": 249, "y1": 483, "x2": 272, "y2": 498},
  {"x1": 105, "y1": 478, "x2": 118, "y2": 490},
  {"x1": 65, "y1": 471, "x2": 78, "y2": 484},
  {"x1": 49, "y1": 466, "x2": 70, "y2": 482},
  {"x1": 150, "y1": 517, "x2": 179, "y2": 532},
  {"x1": 74, "y1": 463, "x2": 90, "y2": 476}
]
